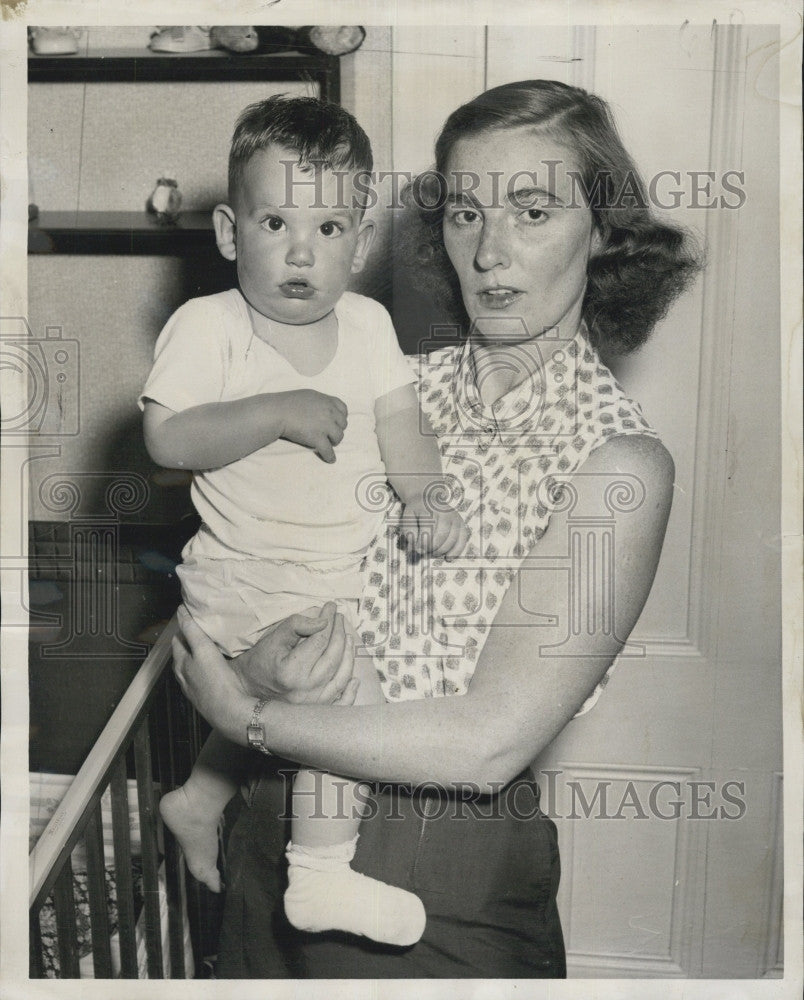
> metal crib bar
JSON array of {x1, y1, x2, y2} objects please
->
[
  {"x1": 30, "y1": 616, "x2": 180, "y2": 912},
  {"x1": 134, "y1": 721, "x2": 164, "y2": 978},
  {"x1": 84, "y1": 805, "x2": 113, "y2": 977},
  {"x1": 53, "y1": 857, "x2": 80, "y2": 978},
  {"x1": 109, "y1": 755, "x2": 138, "y2": 978},
  {"x1": 162, "y1": 822, "x2": 186, "y2": 977},
  {"x1": 167, "y1": 675, "x2": 207, "y2": 972},
  {"x1": 153, "y1": 679, "x2": 186, "y2": 978},
  {"x1": 29, "y1": 912, "x2": 45, "y2": 978},
  {"x1": 28, "y1": 614, "x2": 213, "y2": 980}
]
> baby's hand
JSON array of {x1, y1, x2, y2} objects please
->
[
  {"x1": 279, "y1": 389, "x2": 348, "y2": 463},
  {"x1": 407, "y1": 498, "x2": 469, "y2": 561}
]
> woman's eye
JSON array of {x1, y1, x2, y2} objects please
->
[
  {"x1": 319, "y1": 221, "x2": 343, "y2": 237},
  {"x1": 262, "y1": 216, "x2": 285, "y2": 232},
  {"x1": 449, "y1": 209, "x2": 480, "y2": 226},
  {"x1": 522, "y1": 208, "x2": 547, "y2": 225}
]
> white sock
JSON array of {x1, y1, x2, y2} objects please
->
[{"x1": 284, "y1": 838, "x2": 426, "y2": 946}]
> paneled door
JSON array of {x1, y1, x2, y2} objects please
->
[
  {"x1": 516, "y1": 25, "x2": 782, "y2": 978},
  {"x1": 390, "y1": 22, "x2": 783, "y2": 978}
]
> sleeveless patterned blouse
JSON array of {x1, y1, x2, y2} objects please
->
[{"x1": 357, "y1": 326, "x2": 657, "y2": 716}]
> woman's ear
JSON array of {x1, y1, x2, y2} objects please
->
[
  {"x1": 350, "y1": 219, "x2": 377, "y2": 275},
  {"x1": 213, "y1": 204, "x2": 237, "y2": 261}
]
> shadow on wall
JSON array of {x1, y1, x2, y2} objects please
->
[
  {"x1": 67, "y1": 249, "x2": 241, "y2": 525},
  {"x1": 392, "y1": 263, "x2": 461, "y2": 355}
]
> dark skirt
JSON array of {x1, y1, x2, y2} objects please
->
[{"x1": 216, "y1": 760, "x2": 566, "y2": 979}]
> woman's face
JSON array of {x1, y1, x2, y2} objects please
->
[{"x1": 442, "y1": 127, "x2": 600, "y2": 343}]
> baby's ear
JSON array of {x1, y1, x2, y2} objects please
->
[
  {"x1": 213, "y1": 204, "x2": 237, "y2": 261},
  {"x1": 350, "y1": 218, "x2": 376, "y2": 275}
]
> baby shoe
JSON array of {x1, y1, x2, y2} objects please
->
[
  {"x1": 148, "y1": 26, "x2": 212, "y2": 54},
  {"x1": 28, "y1": 27, "x2": 82, "y2": 55}
]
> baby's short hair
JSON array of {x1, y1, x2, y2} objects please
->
[{"x1": 228, "y1": 94, "x2": 373, "y2": 204}]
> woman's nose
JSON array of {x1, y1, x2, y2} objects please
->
[
  {"x1": 286, "y1": 239, "x2": 314, "y2": 267},
  {"x1": 474, "y1": 220, "x2": 510, "y2": 271}
]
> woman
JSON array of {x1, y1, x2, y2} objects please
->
[{"x1": 174, "y1": 79, "x2": 701, "y2": 977}]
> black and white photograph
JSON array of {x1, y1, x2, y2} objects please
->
[{"x1": 1, "y1": 1, "x2": 801, "y2": 996}]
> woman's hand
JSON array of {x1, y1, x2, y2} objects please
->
[
  {"x1": 172, "y1": 607, "x2": 254, "y2": 743},
  {"x1": 231, "y1": 602, "x2": 358, "y2": 704},
  {"x1": 173, "y1": 603, "x2": 359, "y2": 731}
]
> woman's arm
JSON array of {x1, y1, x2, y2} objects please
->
[
  {"x1": 172, "y1": 601, "x2": 360, "y2": 723},
  {"x1": 175, "y1": 435, "x2": 673, "y2": 789}
]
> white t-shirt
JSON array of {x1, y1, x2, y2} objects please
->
[{"x1": 140, "y1": 289, "x2": 414, "y2": 565}]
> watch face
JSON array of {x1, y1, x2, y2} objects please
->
[{"x1": 247, "y1": 723, "x2": 272, "y2": 755}]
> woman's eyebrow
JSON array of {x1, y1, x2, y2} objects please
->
[
  {"x1": 507, "y1": 185, "x2": 565, "y2": 207},
  {"x1": 445, "y1": 186, "x2": 566, "y2": 209},
  {"x1": 444, "y1": 190, "x2": 482, "y2": 208}
]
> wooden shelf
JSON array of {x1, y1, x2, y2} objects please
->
[
  {"x1": 28, "y1": 49, "x2": 341, "y2": 255},
  {"x1": 28, "y1": 48, "x2": 340, "y2": 101},
  {"x1": 28, "y1": 211, "x2": 217, "y2": 255}
]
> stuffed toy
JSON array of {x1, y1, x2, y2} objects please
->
[
  {"x1": 254, "y1": 26, "x2": 366, "y2": 56},
  {"x1": 209, "y1": 26, "x2": 259, "y2": 53},
  {"x1": 300, "y1": 26, "x2": 366, "y2": 56}
]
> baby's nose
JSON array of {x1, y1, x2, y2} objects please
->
[{"x1": 286, "y1": 240, "x2": 314, "y2": 267}]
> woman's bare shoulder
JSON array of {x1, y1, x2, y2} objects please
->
[
  {"x1": 530, "y1": 433, "x2": 674, "y2": 561},
  {"x1": 581, "y1": 433, "x2": 674, "y2": 493}
]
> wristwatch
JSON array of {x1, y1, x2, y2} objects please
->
[{"x1": 246, "y1": 698, "x2": 274, "y2": 756}]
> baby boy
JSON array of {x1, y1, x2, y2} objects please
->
[{"x1": 141, "y1": 95, "x2": 468, "y2": 946}]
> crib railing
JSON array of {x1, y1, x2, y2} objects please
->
[{"x1": 29, "y1": 613, "x2": 208, "y2": 978}]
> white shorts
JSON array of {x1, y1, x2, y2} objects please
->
[{"x1": 178, "y1": 554, "x2": 360, "y2": 658}]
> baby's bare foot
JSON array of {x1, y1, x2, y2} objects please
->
[{"x1": 159, "y1": 786, "x2": 222, "y2": 892}]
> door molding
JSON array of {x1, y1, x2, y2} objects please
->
[
  {"x1": 557, "y1": 762, "x2": 706, "y2": 977},
  {"x1": 642, "y1": 25, "x2": 748, "y2": 661}
]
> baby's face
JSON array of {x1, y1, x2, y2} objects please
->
[{"x1": 230, "y1": 145, "x2": 371, "y2": 326}]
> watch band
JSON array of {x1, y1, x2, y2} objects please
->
[{"x1": 246, "y1": 698, "x2": 273, "y2": 756}]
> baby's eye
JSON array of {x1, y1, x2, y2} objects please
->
[
  {"x1": 262, "y1": 216, "x2": 285, "y2": 232},
  {"x1": 319, "y1": 221, "x2": 343, "y2": 238}
]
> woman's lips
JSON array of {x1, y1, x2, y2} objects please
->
[
  {"x1": 279, "y1": 280, "x2": 315, "y2": 299},
  {"x1": 476, "y1": 287, "x2": 523, "y2": 309}
]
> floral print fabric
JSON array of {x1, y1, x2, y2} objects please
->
[{"x1": 358, "y1": 327, "x2": 656, "y2": 715}]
